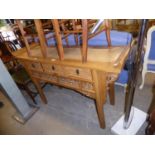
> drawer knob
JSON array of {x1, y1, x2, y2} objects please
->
[
  {"x1": 76, "y1": 69, "x2": 79, "y2": 75},
  {"x1": 52, "y1": 65, "x2": 55, "y2": 70},
  {"x1": 31, "y1": 64, "x2": 35, "y2": 68}
]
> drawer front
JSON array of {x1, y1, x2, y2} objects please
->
[
  {"x1": 26, "y1": 61, "x2": 43, "y2": 72},
  {"x1": 32, "y1": 72, "x2": 58, "y2": 83},
  {"x1": 42, "y1": 63, "x2": 63, "y2": 75},
  {"x1": 81, "y1": 82, "x2": 94, "y2": 92},
  {"x1": 42, "y1": 74, "x2": 58, "y2": 83},
  {"x1": 31, "y1": 72, "x2": 40, "y2": 78},
  {"x1": 59, "y1": 77, "x2": 80, "y2": 89},
  {"x1": 64, "y1": 66, "x2": 92, "y2": 81}
]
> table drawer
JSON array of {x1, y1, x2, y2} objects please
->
[
  {"x1": 81, "y1": 82, "x2": 94, "y2": 92},
  {"x1": 64, "y1": 66, "x2": 92, "y2": 81},
  {"x1": 26, "y1": 61, "x2": 43, "y2": 72},
  {"x1": 42, "y1": 74, "x2": 58, "y2": 83},
  {"x1": 42, "y1": 63, "x2": 63, "y2": 75},
  {"x1": 32, "y1": 72, "x2": 58, "y2": 83},
  {"x1": 59, "y1": 77, "x2": 80, "y2": 89}
]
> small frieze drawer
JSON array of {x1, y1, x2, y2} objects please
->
[
  {"x1": 81, "y1": 82, "x2": 94, "y2": 92},
  {"x1": 31, "y1": 72, "x2": 40, "y2": 78},
  {"x1": 32, "y1": 72, "x2": 57, "y2": 83},
  {"x1": 64, "y1": 66, "x2": 92, "y2": 81},
  {"x1": 59, "y1": 77, "x2": 80, "y2": 89},
  {"x1": 40, "y1": 74, "x2": 57, "y2": 83},
  {"x1": 45, "y1": 74, "x2": 58, "y2": 83},
  {"x1": 26, "y1": 61, "x2": 43, "y2": 72},
  {"x1": 42, "y1": 63, "x2": 63, "y2": 75}
]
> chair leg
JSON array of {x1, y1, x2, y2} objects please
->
[
  {"x1": 139, "y1": 67, "x2": 147, "y2": 89},
  {"x1": 24, "y1": 85, "x2": 37, "y2": 104},
  {"x1": 108, "y1": 82, "x2": 115, "y2": 105}
]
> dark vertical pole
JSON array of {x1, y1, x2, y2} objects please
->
[{"x1": 124, "y1": 19, "x2": 148, "y2": 129}]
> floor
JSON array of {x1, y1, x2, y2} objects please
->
[{"x1": 0, "y1": 73, "x2": 155, "y2": 135}]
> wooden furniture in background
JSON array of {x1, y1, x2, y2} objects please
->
[
  {"x1": 139, "y1": 26, "x2": 155, "y2": 89},
  {"x1": 12, "y1": 19, "x2": 131, "y2": 129},
  {"x1": 146, "y1": 108, "x2": 155, "y2": 134},
  {"x1": 112, "y1": 19, "x2": 140, "y2": 37},
  {"x1": 0, "y1": 41, "x2": 17, "y2": 69}
]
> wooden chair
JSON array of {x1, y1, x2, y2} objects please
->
[
  {"x1": 88, "y1": 19, "x2": 111, "y2": 47},
  {"x1": 3, "y1": 40, "x2": 42, "y2": 104},
  {"x1": 88, "y1": 29, "x2": 132, "y2": 47},
  {"x1": 16, "y1": 19, "x2": 88, "y2": 62},
  {"x1": 88, "y1": 19, "x2": 132, "y2": 47},
  {"x1": 32, "y1": 20, "x2": 56, "y2": 47},
  {"x1": 11, "y1": 20, "x2": 39, "y2": 47},
  {"x1": 59, "y1": 19, "x2": 81, "y2": 47},
  {"x1": 139, "y1": 26, "x2": 155, "y2": 89}
]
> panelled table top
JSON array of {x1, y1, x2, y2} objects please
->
[{"x1": 13, "y1": 45, "x2": 130, "y2": 74}]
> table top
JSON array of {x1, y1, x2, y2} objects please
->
[{"x1": 13, "y1": 45, "x2": 130, "y2": 74}]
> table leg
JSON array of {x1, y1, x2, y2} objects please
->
[
  {"x1": 32, "y1": 78, "x2": 47, "y2": 104},
  {"x1": 108, "y1": 82, "x2": 115, "y2": 105},
  {"x1": 92, "y1": 70, "x2": 107, "y2": 129},
  {"x1": 22, "y1": 63, "x2": 47, "y2": 104}
]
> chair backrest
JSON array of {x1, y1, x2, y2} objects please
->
[
  {"x1": 145, "y1": 26, "x2": 155, "y2": 61},
  {"x1": 88, "y1": 19, "x2": 111, "y2": 47},
  {"x1": 58, "y1": 19, "x2": 83, "y2": 47},
  {"x1": 16, "y1": 19, "x2": 89, "y2": 62},
  {"x1": 4, "y1": 41, "x2": 17, "y2": 53},
  {"x1": 52, "y1": 19, "x2": 88, "y2": 62}
]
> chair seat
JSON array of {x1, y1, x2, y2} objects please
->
[
  {"x1": 116, "y1": 69, "x2": 128, "y2": 85},
  {"x1": 88, "y1": 30, "x2": 132, "y2": 47},
  {"x1": 34, "y1": 30, "x2": 132, "y2": 47},
  {"x1": 46, "y1": 38, "x2": 56, "y2": 46},
  {"x1": 147, "y1": 64, "x2": 155, "y2": 72}
]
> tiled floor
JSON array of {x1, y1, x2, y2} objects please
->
[{"x1": 0, "y1": 73, "x2": 155, "y2": 135}]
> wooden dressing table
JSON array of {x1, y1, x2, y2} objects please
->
[{"x1": 11, "y1": 19, "x2": 131, "y2": 129}]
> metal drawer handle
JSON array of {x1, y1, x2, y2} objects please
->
[
  {"x1": 76, "y1": 69, "x2": 79, "y2": 75},
  {"x1": 52, "y1": 65, "x2": 55, "y2": 70}
]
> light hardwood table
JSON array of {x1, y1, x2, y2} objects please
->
[{"x1": 13, "y1": 45, "x2": 130, "y2": 129}]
